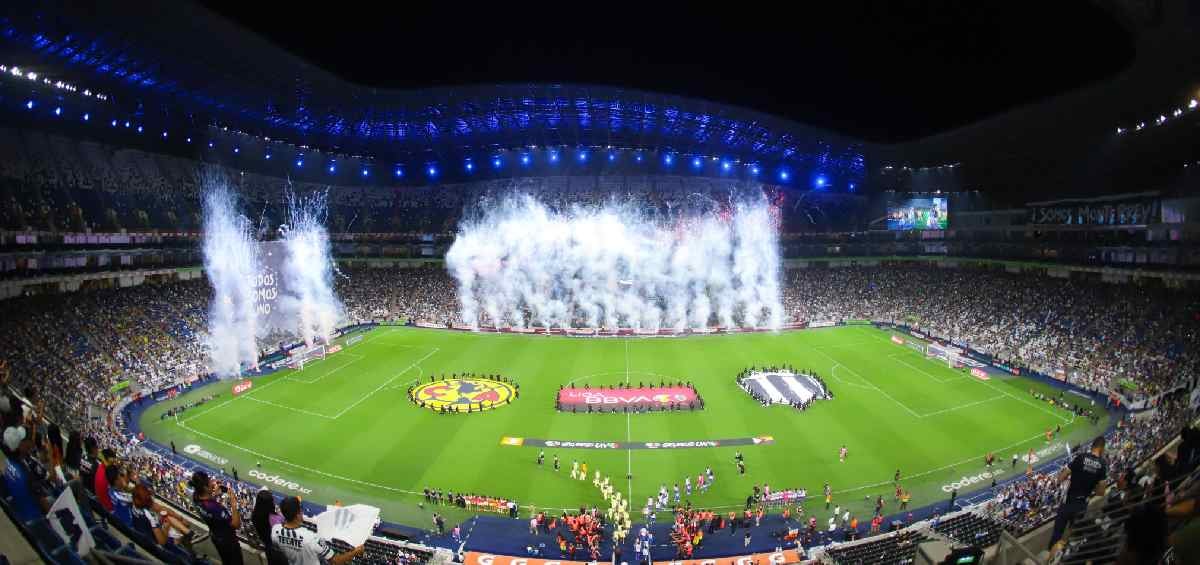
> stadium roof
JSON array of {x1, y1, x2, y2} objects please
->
[{"x1": 2, "y1": 1, "x2": 1187, "y2": 200}]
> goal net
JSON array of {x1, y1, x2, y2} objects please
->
[
  {"x1": 927, "y1": 342, "x2": 966, "y2": 368},
  {"x1": 287, "y1": 344, "x2": 326, "y2": 371}
]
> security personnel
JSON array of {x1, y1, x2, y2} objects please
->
[{"x1": 1048, "y1": 436, "x2": 1107, "y2": 551}]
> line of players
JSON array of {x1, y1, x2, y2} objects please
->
[{"x1": 536, "y1": 443, "x2": 929, "y2": 548}]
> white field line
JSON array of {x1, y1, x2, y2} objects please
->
[
  {"x1": 855, "y1": 327, "x2": 1075, "y2": 425},
  {"x1": 176, "y1": 419, "x2": 423, "y2": 496},
  {"x1": 283, "y1": 353, "x2": 365, "y2": 384},
  {"x1": 812, "y1": 344, "x2": 921, "y2": 417},
  {"x1": 830, "y1": 431, "x2": 1048, "y2": 496},
  {"x1": 331, "y1": 349, "x2": 440, "y2": 419},
  {"x1": 887, "y1": 353, "x2": 964, "y2": 384},
  {"x1": 173, "y1": 419, "x2": 1051, "y2": 511},
  {"x1": 917, "y1": 395, "x2": 1007, "y2": 418},
  {"x1": 242, "y1": 396, "x2": 337, "y2": 419}
]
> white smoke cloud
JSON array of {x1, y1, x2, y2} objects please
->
[
  {"x1": 201, "y1": 172, "x2": 261, "y2": 376},
  {"x1": 446, "y1": 193, "x2": 785, "y2": 330},
  {"x1": 278, "y1": 188, "x2": 342, "y2": 346}
]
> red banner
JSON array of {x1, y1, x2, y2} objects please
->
[
  {"x1": 970, "y1": 368, "x2": 990, "y2": 381},
  {"x1": 558, "y1": 387, "x2": 698, "y2": 408},
  {"x1": 465, "y1": 550, "x2": 804, "y2": 565},
  {"x1": 232, "y1": 380, "x2": 253, "y2": 396}
]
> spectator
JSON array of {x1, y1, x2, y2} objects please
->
[
  {"x1": 270, "y1": 496, "x2": 364, "y2": 565},
  {"x1": 252, "y1": 489, "x2": 288, "y2": 565},
  {"x1": 191, "y1": 470, "x2": 244, "y2": 565},
  {"x1": 2, "y1": 424, "x2": 51, "y2": 522},
  {"x1": 107, "y1": 464, "x2": 134, "y2": 527}
]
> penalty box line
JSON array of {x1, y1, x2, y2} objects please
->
[
  {"x1": 331, "y1": 348, "x2": 439, "y2": 419},
  {"x1": 282, "y1": 352, "x2": 366, "y2": 385},
  {"x1": 852, "y1": 326, "x2": 1075, "y2": 425}
]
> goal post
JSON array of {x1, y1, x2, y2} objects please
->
[
  {"x1": 287, "y1": 344, "x2": 326, "y2": 371},
  {"x1": 926, "y1": 342, "x2": 965, "y2": 368}
]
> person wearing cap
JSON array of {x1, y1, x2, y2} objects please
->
[
  {"x1": 271, "y1": 496, "x2": 364, "y2": 565},
  {"x1": 2, "y1": 424, "x2": 51, "y2": 522}
]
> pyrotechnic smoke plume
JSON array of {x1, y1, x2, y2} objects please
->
[
  {"x1": 446, "y1": 193, "x2": 784, "y2": 330},
  {"x1": 201, "y1": 172, "x2": 261, "y2": 376},
  {"x1": 278, "y1": 188, "x2": 342, "y2": 346}
]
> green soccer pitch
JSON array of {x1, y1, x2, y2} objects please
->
[{"x1": 140, "y1": 325, "x2": 1108, "y2": 527}]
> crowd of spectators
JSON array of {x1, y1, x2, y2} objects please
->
[
  {"x1": 987, "y1": 394, "x2": 1196, "y2": 535},
  {"x1": 780, "y1": 265, "x2": 1199, "y2": 397},
  {"x1": 1, "y1": 254, "x2": 1199, "y2": 562}
]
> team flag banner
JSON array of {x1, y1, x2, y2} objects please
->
[
  {"x1": 499, "y1": 436, "x2": 775, "y2": 450},
  {"x1": 232, "y1": 379, "x2": 253, "y2": 395},
  {"x1": 47, "y1": 488, "x2": 95, "y2": 557},
  {"x1": 313, "y1": 504, "x2": 380, "y2": 547},
  {"x1": 465, "y1": 549, "x2": 803, "y2": 565},
  {"x1": 557, "y1": 386, "x2": 697, "y2": 410}
]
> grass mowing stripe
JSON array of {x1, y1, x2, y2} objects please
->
[{"x1": 141, "y1": 326, "x2": 1108, "y2": 528}]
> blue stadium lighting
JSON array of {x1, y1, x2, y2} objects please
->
[
  {"x1": 208, "y1": 141, "x2": 215, "y2": 148},
  {"x1": 692, "y1": 157, "x2": 702, "y2": 169},
  {"x1": 721, "y1": 161, "x2": 732, "y2": 172},
  {"x1": 111, "y1": 119, "x2": 117, "y2": 127},
  {"x1": 82, "y1": 113, "x2": 89, "y2": 122},
  {"x1": 549, "y1": 152, "x2": 559, "y2": 163},
  {"x1": 186, "y1": 137, "x2": 192, "y2": 143},
  {"x1": 53, "y1": 106, "x2": 62, "y2": 116},
  {"x1": 779, "y1": 170, "x2": 790, "y2": 181},
  {"x1": 750, "y1": 165, "x2": 760, "y2": 176},
  {"x1": 492, "y1": 157, "x2": 501, "y2": 168},
  {"x1": 161, "y1": 131, "x2": 168, "y2": 139},
  {"x1": 295, "y1": 159, "x2": 304, "y2": 167},
  {"x1": 427, "y1": 165, "x2": 438, "y2": 177},
  {"x1": 849, "y1": 182, "x2": 856, "y2": 192},
  {"x1": 577, "y1": 150, "x2": 588, "y2": 162},
  {"x1": 264, "y1": 153, "x2": 271, "y2": 160},
  {"x1": 465, "y1": 161, "x2": 474, "y2": 172},
  {"x1": 521, "y1": 154, "x2": 531, "y2": 166},
  {"x1": 136, "y1": 125, "x2": 143, "y2": 133},
  {"x1": 124, "y1": 121, "x2": 130, "y2": 128},
  {"x1": 24, "y1": 100, "x2": 33, "y2": 110},
  {"x1": 394, "y1": 167, "x2": 403, "y2": 177},
  {"x1": 635, "y1": 153, "x2": 643, "y2": 163},
  {"x1": 361, "y1": 168, "x2": 369, "y2": 177},
  {"x1": 815, "y1": 175, "x2": 827, "y2": 188},
  {"x1": 608, "y1": 152, "x2": 616, "y2": 162},
  {"x1": 664, "y1": 154, "x2": 674, "y2": 166},
  {"x1": 327, "y1": 163, "x2": 336, "y2": 174},
  {"x1": 233, "y1": 147, "x2": 239, "y2": 154}
]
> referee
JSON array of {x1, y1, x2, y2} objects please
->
[{"x1": 1048, "y1": 436, "x2": 1108, "y2": 551}]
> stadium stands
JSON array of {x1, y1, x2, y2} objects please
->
[
  {"x1": 932, "y1": 511, "x2": 1002, "y2": 547},
  {"x1": 823, "y1": 528, "x2": 928, "y2": 564}
]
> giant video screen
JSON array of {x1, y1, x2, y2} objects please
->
[{"x1": 887, "y1": 197, "x2": 948, "y2": 231}]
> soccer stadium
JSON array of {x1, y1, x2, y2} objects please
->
[{"x1": 1, "y1": 2, "x2": 1200, "y2": 564}]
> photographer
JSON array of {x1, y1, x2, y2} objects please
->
[{"x1": 191, "y1": 470, "x2": 244, "y2": 565}]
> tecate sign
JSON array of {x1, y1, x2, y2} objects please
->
[
  {"x1": 182, "y1": 444, "x2": 228, "y2": 466},
  {"x1": 248, "y1": 469, "x2": 312, "y2": 494}
]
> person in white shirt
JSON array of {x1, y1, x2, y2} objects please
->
[{"x1": 271, "y1": 497, "x2": 364, "y2": 565}]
